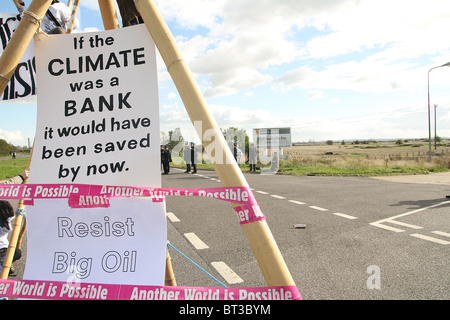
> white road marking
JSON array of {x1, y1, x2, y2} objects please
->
[
  {"x1": 166, "y1": 211, "x2": 180, "y2": 222},
  {"x1": 333, "y1": 212, "x2": 358, "y2": 220},
  {"x1": 370, "y1": 200, "x2": 450, "y2": 233},
  {"x1": 256, "y1": 191, "x2": 268, "y2": 194},
  {"x1": 432, "y1": 231, "x2": 450, "y2": 238},
  {"x1": 271, "y1": 194, "x2": 286, "y2": 199},
  {"x1": 211, "y1": 261, "x2": 244, "y2": 284},
  {"x1": 289, "y1": 200, "x2": 305, "y2": 205},
  {"x1": 308, "y1": 206, "x2": 329, "y2": 212},
  {"x1": 184, "y1": 233, "x2": 209, "y2": 250},
  {"x1": 386, "y1": 220, "x2": 422, "y2": 229},
  {"x1": 370, "y1": 222, "x2": 405, "y2": 233},
  {"x1": 410, "y1": 233, "x2": 450, "y2": 245},
  {"x1": 372, "y1": 200, "x2": 450, "y2": 224}
]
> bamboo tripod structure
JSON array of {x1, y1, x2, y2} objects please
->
[
  {"x1": 0, "y1": 0, "x2": 296, "y2": 290},
  {"x1": 134, "y1": 0, "x2": 296, "y2": 288}
]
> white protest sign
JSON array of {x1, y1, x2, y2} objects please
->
[
  {"x1": 0, "y1": 12, "x2": 36, "y2": 101},
  {"x1": 24, "y1": 25, "x2": 166, "y2": 286}
]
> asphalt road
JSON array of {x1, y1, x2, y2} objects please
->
[
  {"x1": 3, "y1": 167, "x2": 449, "y2": 300},
  {"x1": 162, "y1": 168, "x2": 449, "y2": 300}
]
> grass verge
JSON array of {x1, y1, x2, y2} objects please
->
[{"x1": 0, "y1": 156, "x2": 30, "y2": 181}]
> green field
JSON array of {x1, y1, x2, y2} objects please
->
[
  {"x1": 279, "y1": 140, "x2": 450, "y2": 176},
  {"x1": 173, "y1": 140, "x2": 450, "y2": 176},
  {"x1": 0, "y1": 156, "x2": 30, "y2": 181}
]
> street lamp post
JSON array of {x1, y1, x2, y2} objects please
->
[
  {"x1": 434, "y1": 104, "x2": 438, "y2": 150},
  {"x1": 427, "y1": 62, "x2": 450, "y2": 163}
]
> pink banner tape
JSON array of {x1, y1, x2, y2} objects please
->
[
  {"x1": 0, "y1": 183, "x2": 265, "y2": 224},
  {"x1": 0, "y1": 279, "x2": 301, "y2": 300}
]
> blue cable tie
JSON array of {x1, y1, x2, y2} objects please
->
[{"x1": 167, "y1": 242, "x2": 227, "y2": 288}]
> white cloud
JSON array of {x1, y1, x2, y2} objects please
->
[
  {"x1": 273, "y1": 57, "x2": 430, "y2": 93},
  {"x1": 162, "y1": 103, "x2": 179, "y2": 110},
  {"x1": 159, "y1": 101, "x2": 441, "y2": 142},
  {"x1": 81, "y1": 27, "x2": 100, "y2": 33},
  {"x1": 166, "y1": 92, "x2": 177, "y2": 100},
  {"x1": 78, "y1": 0, "x2": 100, "y2": 11},
  {"x1": 280, "y1": 0, "x2": 450, "y2": 93},
  {"x1": 155, "y1": 1, "x2": 307, "y2": 97},
  {"x1": 308, "y1": 90, "x2": 323, "y2": 100},
  {"x1": 204, "y1": 67, "x2": 272, "y2": 97},
  {"x1": 153, "y1": 0, "x2": 450, "y2": 97},
  {"x1": 155, "y1": 0, "x2": 226, "y2": 30},
  {"x1": 0, "y1": 129, "x2": 25, "y2": 146},
  {"x1": 304, "y1": 0, "x2": 450, "y2": 60},
  {"x1": 74, "y1": 0, "x2": 450, "y2": 141}
]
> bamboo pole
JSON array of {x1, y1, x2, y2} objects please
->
[
  {"x1": 98, "y1": 0, "x2": 120, "y2": 30},
  {"x1": 16, "y1": 217, "x2": 27, "y2": 249},
  {"x1": 0, "y1": 149, "x2": 33, "y2": 279},
  {"x1": 0, "y1": 202, "x2": 26, "y2": 279},
  {"x1": 0, "y1": 0, "x2": 52, "y2": 96},
  {"x1": 16, "y1": 142, "x2": 33, "y2": 251},
  {"x1": 66, "y1": 0, "x2": 79, "y2": 34},
  {"x1": 0, "y1": 210, "x2": 23, "y2": 279},
  {"x1": 134, "y1": 0, "x2": 296, "y2": 288},
  {"x1": 12, "y1": 0, "x2": 26, "y2": 13},
  {"x1": 164, "y1": 253, "x2": 176, "y2": 286},
  {"x1": 12, "y1": 0, "x2": 21, "y2": 8}
]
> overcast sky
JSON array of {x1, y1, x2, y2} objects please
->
[{"x1": 1, "y1": 0, "x2": 450, "y2": 146}]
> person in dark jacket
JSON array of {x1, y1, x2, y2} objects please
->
[
  {"x1": 162, "y1": 146, "x2": 171, "y2": 174},
  {"x1": 190, "y1": 142, "x2": 197, "y2": 174},
  {"x1": 160, "y1": 145, "x2": 164, "y2": 172}
]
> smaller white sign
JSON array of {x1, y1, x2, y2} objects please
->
[
  {"x1": 25, "y1": 198, "x2": 166, "y2": 285},
  {"x1": 253, "y1": 127, "x2": 292, "y2": 148}
]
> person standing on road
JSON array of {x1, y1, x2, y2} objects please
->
[
  {"x1": 160, "y1": 145, "x2": 165, "y2": 172},
  {"x1": 190, "y1": 142, "x2": 198, "y2": 174},
  {"x1": 270, "y1": 152, "x2": 279, "y2": 172},
  {"x1": 162, "y1": 146, "x2": 171, "y2": 174},
  {"x1": 183, "y1": 141, "x2": 191, "y2": 173},
  {"x1": 233, "y1": 143, "x2": 243, "y2": 167},
  {"x1": 248, "y1": 143, "x2": 257, "y2": 172}
]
